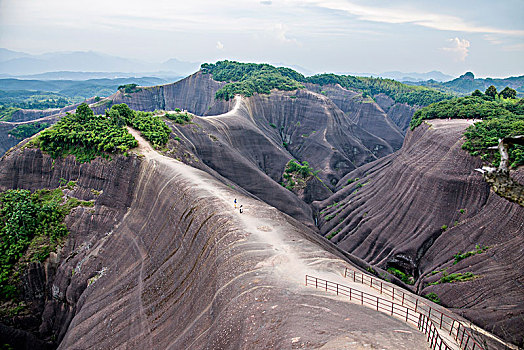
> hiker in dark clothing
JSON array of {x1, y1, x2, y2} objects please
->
[{"x1": 239, "y1": 205, "x2": 243, "y2": 214}]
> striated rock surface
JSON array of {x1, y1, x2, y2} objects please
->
[
  {"x1": 0, "y1": 71, "x2": 412, "y2": 228},
  {"x1": 374, "y1": 93, "x2": 417, "y2": 132},
  {"x1": 316, "y1": 119, "x2": 524, "y2": 347},
  {"x1": 90, "y1": 72, "x2": 226, "y2": 116},
  {"x1": 169, "y1": 89, "x2": 402, "y2": 225},
  {"x1": 0, "y1": 142, "x2": 433, "y2": 349}
]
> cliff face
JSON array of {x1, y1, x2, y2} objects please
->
[
  {"x1": 169, "y1": 87, "x2": 406, "y2": 226},
  {"x1": 374, "y1": 93, "x2": 417, "y2": 132},
  {"x1": 0, "y1": 145, "x2": 432, "y2": 350},
  {"x1": 0, "y1": 72, "x2": 412, "y2": 227},
  {"x1": 316, "y1": 119, "x2": 524, "y2": 346},
  {"x1": 0, "y1": 148, "x2": 140, "y2": 348},
  {"x1": 90, "y1": 72, "x2": 226, "y2": 116}
]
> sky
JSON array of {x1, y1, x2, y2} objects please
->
[{"x1": 0, "y1": 0, "x2": 523, "y2": 77}]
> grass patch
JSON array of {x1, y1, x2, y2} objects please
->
[
  {"x1": 453, "y1": 244, "x2": 489, "y2": 265},
  {"x1": 430, "y1": 272, "x2": 478, "y2": 285},
  {"x1": 424, "y1": 292, "x2": 441, "y2": 304},
  {"x1": 282, "y1": 159, "x2": 317, "y2": 191},
  {"x1": 387, "y1": 267, "x2": 415, "y2": 285}
]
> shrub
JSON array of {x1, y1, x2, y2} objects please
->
[
  {"x1": 424, "y1": 292, "x2": 441, "y2": 304},
  {"x1": 453, "y1": 244, "x2": 489, "y2": 264},
  {"x1": 165, "y1": 112, "x2": 193, "y2": 124},
  {"x1": 430, "y1": 272, "x2": 477, "y2": 285},
  {"x1": 8, "y1": 122, "x2": 49, "y2": 139},
  {"x1": 0, "y1": 188, "x2": 90, "y2": 300},
  {"x1": 387, "y1": 267, "x2": 414, "y2": 285}
]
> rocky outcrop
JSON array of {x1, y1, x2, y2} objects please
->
[
  {"x1": 0, "y1": 145, "x2": 433, "y2": 349},
  {"x1": 90, "y1": 72, "x2": 226, "y2": 116},
  {"x1": 315, "y1": 119, "x2": 524, "y2": 347},
  {"x1": 169, "y1": 88, "x2": 405, "y2": 225},
  {"x1": 0, "y1": 148, "x2": 140, "y2": 347},
  {"x1": 313, "y1": 86, "x2": 404, "y2": 151},
  {"x1": 374, "y1": 93, "x2": 417, "y2": 132},
  {"x1": 0, "y1": 71, "x2": 414, "y2": 228}
]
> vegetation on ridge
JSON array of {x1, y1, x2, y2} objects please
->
[
  {"x1": 201, "y1": 61, "x2": 304, "y2": 101},
  {"x1": 8, "y1": 122, "x2": 50, "y2": 140},
  {"x1": 410, "y1": 90, "x2": 524, "y2": 168},
  {"x1": 201, "y1": 60, "x2": 450, "y2": 106},
  {"x1": 281, "y1": 159, "x2": 317, "y2": 191},
  {"x1": 32, "y1": 103, "x2": 171, "y2": 162}
]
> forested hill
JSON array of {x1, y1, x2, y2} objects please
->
[
  {"x1": 201, "y1": 60, "x2": 451, "y2": 106},
  {"x1": 407, "y1": 71, "x2": 524, "y2": 96}
]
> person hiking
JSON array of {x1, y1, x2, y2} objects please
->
[
  {"x1": 239, "y1": 205, "x2": 243, "y2": 214},
  {"x1": 234, "y1": 198, "x2": 237, "y2": 209}
]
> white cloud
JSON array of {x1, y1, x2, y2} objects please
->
[
  {"x1": 442, "y1": 37, "x2": 470, "y2": 61},
  {"x1": 272, "y1": 23, "x2": 299, "y2": 44},
  {"x1": 503, "y1": 43, "x2": 524, "y2": 52},
  {"x1": 299, "y1": 0, "x2": 524, "y2": 36},
  {"x1": 216, "y1": 41, "x2": 224, "y2": 50}
]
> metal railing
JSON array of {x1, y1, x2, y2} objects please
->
[
  {"x1": 344, "y1": 268, "x2": 484, "y2": 350},
  {"x1": 306, "y1": 275, "x2": 453, "y2": 350}
]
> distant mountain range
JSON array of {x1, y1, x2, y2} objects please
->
[
  {"x1": 340, "y1": 70, "x2": 455, "y2": 82},
  {"x1": 406, "y1": 72, "x2": 524, "y2": 95},
  {"x1": 0, "y1": 48, "x2": 200, "y2": 77}
]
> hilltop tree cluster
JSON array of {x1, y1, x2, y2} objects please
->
[
  {"x1": 35, "y1": 103, "x2": 171, "y2": 162},
  {"x1": 410, "y1": 94, "x2": 524, "y2": 168},
  {"x1": 201, "y1": 60, "x2": 450, "y2": 106}
]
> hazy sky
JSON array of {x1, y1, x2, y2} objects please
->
[{"x1": 1, "y1": 0, "x2": 523, "y2": 77}]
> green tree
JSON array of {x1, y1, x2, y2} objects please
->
[
  {"x1": 499, "y1": 87, "x2": 517, "y2": 99},
  {"x1": 485, "y1": 85, "x2": 498, "y2": 99},
  {"x1": 471, "y1": 89, "x2": 483, "y2": 97}
]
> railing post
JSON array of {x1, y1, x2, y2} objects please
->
[
  {"x1": 464, "y1": 335, "x2": 470, "y2": 349},
  {"x1": 450, "y1": 320, "x2": 455, "y2": 335},
  {"x1": 336, "y1": 284, "x2": 339, "y2": 295},
  {"x1": 361, "y1": 291, "x2": 363, "y2": 305},
  {"x1": 455, "y1": 323, "x2": 460, "y2": 340},
  {"x1": 315, "y1": 278, "x2": 318, "y2": 289},
  {"x1": 349, "y1": 288, "x2": 352, "y2": 300},
  {"x1": 344, "y1": 268, "x2": 347, "y2": 278},
  {"x1": 376, "y1": 297, "x2": 379, "y2": 310},
  {"x1": 362, "y1": 273, "x2": 364, "y2": 284},
  {"x1": 401, "y1": 292, "x2": 405, "y2": 306},
  {"x1": 391, "y1": 302, "x2": 394, "y2": 316},
  {"x1": 415, "y1": 298, "x2": 418, "y2": 313},
  {"x1": 380, "y1": 282, "x2": 383, "y2": 294},
  {"x1": 392, "y1": 287, "x2": 394, "y2": 300},
  {"x1": 325, "y1": 280, "x2": 328, "y2": 291},
  {"x1": 460, "y1": 329, "x2": 465, "y2": 347},
  {"x1": 428, "y1": 307, "x2": 432, "y2": 320},
  {"x1": 305, "y1": 275, "x2": 307, "y2": 286},
  {"x1": 440, "y1": 313, "x2": 443, "y2": 329}
]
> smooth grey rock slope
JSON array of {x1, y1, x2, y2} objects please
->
[
  {"x1": 316, "y1": 119, "x2": 524, "y2": 347},
  {"x1": 0, "y1": 141, "x2": 431, "y2": 349}
]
